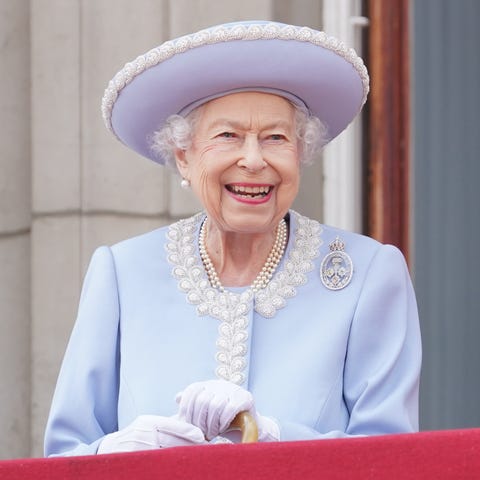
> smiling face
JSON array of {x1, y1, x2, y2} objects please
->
[{"x1": 175, "y1": 92, "x2": 301, "y2": 235}]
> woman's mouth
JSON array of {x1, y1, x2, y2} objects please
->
[{"x1": 225, "y1": 184, "x2": 273, "y2": 199}]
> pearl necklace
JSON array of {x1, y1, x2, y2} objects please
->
[{"x1": 199, "y1": 218, "x2": 288, "y2": 293}]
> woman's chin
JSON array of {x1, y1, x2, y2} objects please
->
[{"x1": 216, "y1": 211, "x2": 285, "y2": 235}]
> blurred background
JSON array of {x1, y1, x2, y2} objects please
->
[{"x1": 0, "y1": 0, "x2": 479, "y2": 458}]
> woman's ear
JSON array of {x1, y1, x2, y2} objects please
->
[{"x1": 174, "y1": 148, "x2": 189, "y2": 178}]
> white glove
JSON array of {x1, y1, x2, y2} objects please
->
[
  {"x1": 176, "y1": 379, "x2": 280, "y2": 442},
  {"x1": 97, "y1": 415, "x2": 206, "y2": 454}
]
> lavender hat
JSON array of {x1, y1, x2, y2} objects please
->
[{"x1": 102, "y1": 21, "x2": 369, "y2": 164}]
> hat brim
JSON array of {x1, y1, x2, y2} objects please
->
[{"x1": 103, "y1": 22, "x2": 369, "y2": 164}]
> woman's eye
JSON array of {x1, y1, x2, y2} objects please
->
[
  {"x1": 218, "y1": 132, "x2": 236, "y2": 138},
  {"x1": 268, "y1": 134, "x2": 286, "y2": 141}
]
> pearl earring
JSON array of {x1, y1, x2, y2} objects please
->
[{"x1": 180, "y1": 178, "x2": 190, "y2": 189}]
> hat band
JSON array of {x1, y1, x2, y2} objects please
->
[{"x1": 178, "y1": 87, "x2": 309, "y2": 117}]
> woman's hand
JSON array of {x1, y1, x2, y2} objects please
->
[
  {"x1": 176, "y1": 379, "x2": 280, "y2": 441},
  {"x1": 97, "y1": 415, "x2": 206, "y2": 454}
]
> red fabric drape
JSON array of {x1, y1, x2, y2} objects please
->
[{"x1": 1, "y1": 429, "x2": 479, "y2": 479}]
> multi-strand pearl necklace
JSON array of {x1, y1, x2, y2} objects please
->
[{"x1": 199, "y1": 218, "x2": 288, "y2": 293}]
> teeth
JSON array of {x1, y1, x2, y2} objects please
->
[{"x1": 230, "y1": 185, "x2": 270, "y2": 194}]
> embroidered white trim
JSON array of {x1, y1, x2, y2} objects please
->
[
  {"x1": 166, "y1": 211, "x2": 322, "y2": 385},
  {"x1": 101, "y1": 23, "x2": 369, "y2": 132}
]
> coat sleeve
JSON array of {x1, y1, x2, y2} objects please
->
[
  {"x1": 44, "y1": 246, "x2": 121, "y2": 456},
  {"x1": 342, "y1": 244, "x2": 421, "y2": 434},
  {"x1": 278, "y1": 244, "x2": 421, "y2": 440}
]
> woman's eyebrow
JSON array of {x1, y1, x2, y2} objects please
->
[{"x1": 206, "y1": 119, "x2": 293, "y2": 131}]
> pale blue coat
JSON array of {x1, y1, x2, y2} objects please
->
[{"x1": 44, "y1": 211, "x2": 421, "y2": 456}]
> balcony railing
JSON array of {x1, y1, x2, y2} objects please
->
[{"x1": 1, "y1": 428, "x2": 479, "y2": 479}]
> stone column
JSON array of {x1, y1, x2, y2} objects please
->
[
  {"x1": 79, "y1": 0, "x2": 171, "y2": 269},
  {"x1": 30, "y1": 0, "x2": 82, "y2": 457},
  {"x1": 0, "y1": 0, "x2": 31, "y2": 459},
  {"x1": 30, "y1": 0, "x2": 170, "y2": 456}
]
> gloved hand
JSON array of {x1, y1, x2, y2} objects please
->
[
  {"x1": 97, "y1": 415, "x2": 206, "y2": 454},
  {"x1": 176, "y1": 379, "x2": 280, "y2": 442}
]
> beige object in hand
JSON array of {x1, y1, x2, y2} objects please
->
[{"x1": 230, "y1": 412, "x2": 259, "y2": 443}]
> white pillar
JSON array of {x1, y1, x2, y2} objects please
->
[{"x1": 323, "y1": 0, "x2": 368, "y2": 232}]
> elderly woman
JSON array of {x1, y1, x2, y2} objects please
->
[{"x1": 45, "y1": 21, "x2": 421, "y2": 456}]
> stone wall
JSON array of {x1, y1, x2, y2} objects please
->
[
  {"x1": 0, "y1": 0, "x2": 31, "y2": 459},
  {"x1": 0, "y1": 0, "x2": 323, "y2": 458}
]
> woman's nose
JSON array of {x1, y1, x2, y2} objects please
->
[{"x1": 237, "y1": 136, "x2": 267, "y2": 171}]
